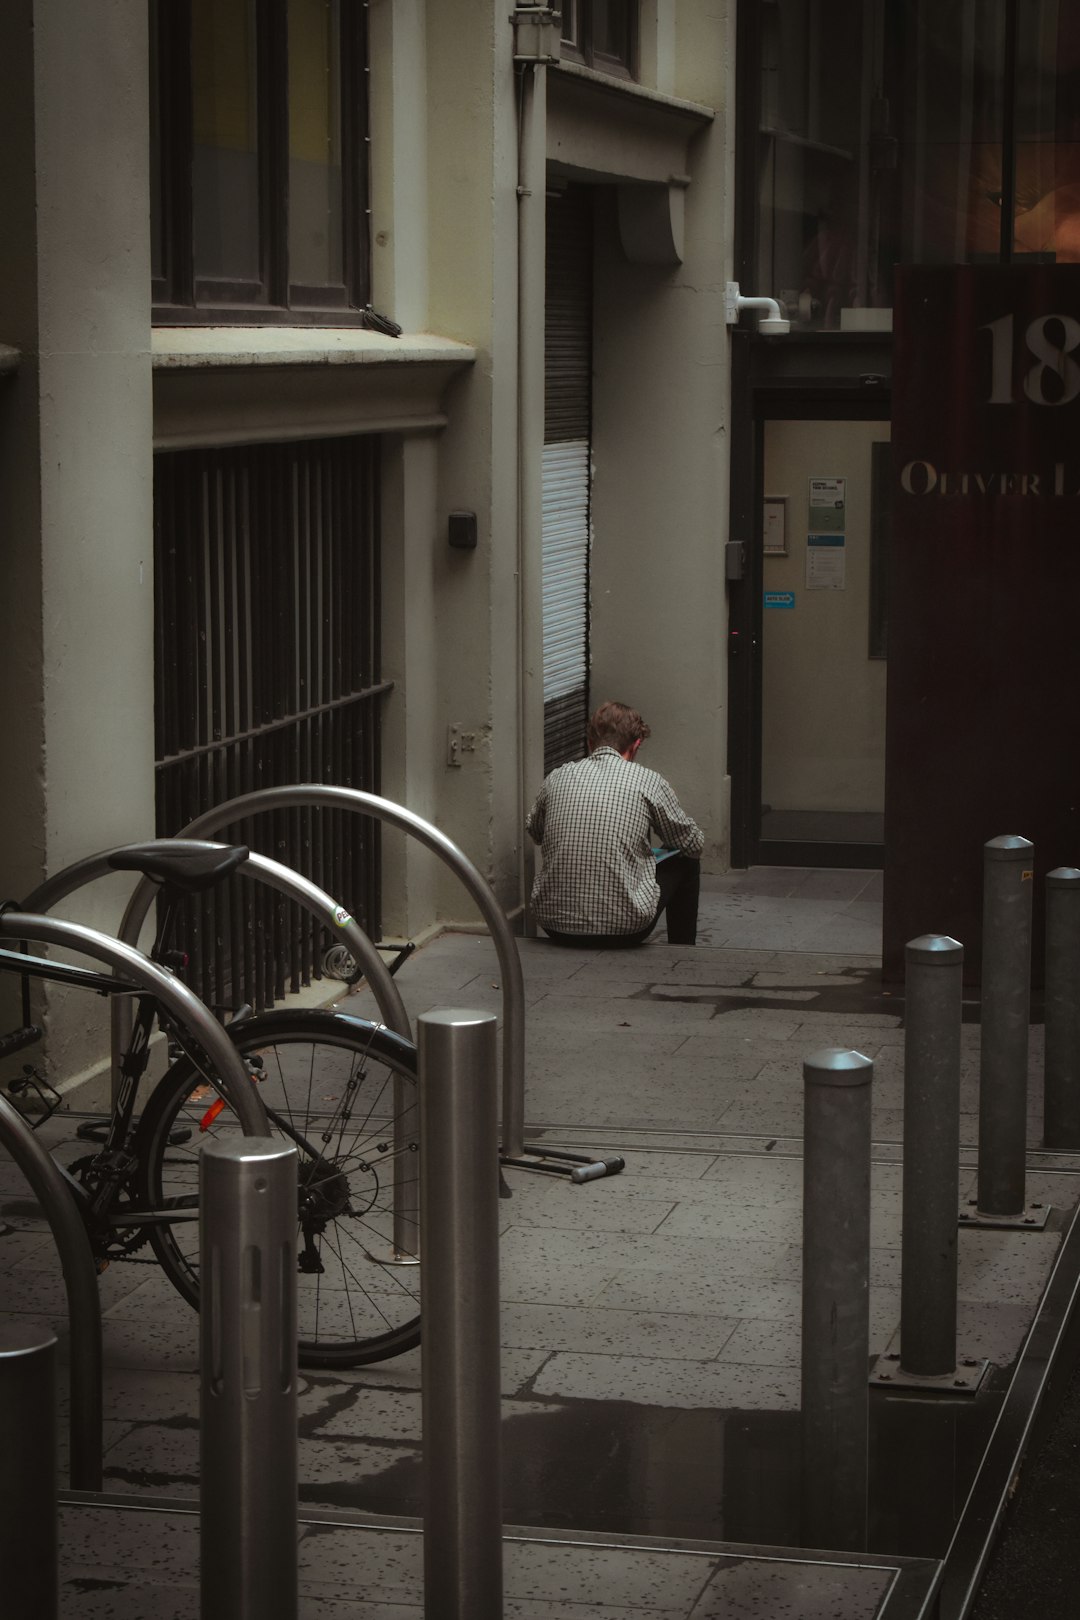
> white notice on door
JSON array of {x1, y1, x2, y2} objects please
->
[{"x1": 805, "y1": 534, "x2": 846, "y2": 590}]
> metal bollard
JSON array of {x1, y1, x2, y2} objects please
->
[
  {"x1": 1044, "y1": 868, "x2": 1080, "y2": 1150},
  {"x1": 900, "y1": 936, "x2": 963, "y2": 1377},
  {"x1": 419, "y1": 1009, "x2": 503, "y2": 1620},
  {"x1": 978, "y1": 836, "x2": 1034, "y2": 1218},
  {"x1": 200, "y1": 1138, "x2": 298, "y2": 1620},
  {"x1": 0, "y1": 1324, "x2": 58, "y2": 1620},
  {"x1": 801, "y1": 1048, "x2": 873, "y2": 1553}
]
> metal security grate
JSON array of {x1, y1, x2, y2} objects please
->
[{"x1": 154, "y1": 435, "x2": 386, "y2": 1011}]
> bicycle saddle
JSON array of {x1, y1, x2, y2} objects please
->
[{"x1": 107, "y1": 840, "x2": 250, "y2": 892}]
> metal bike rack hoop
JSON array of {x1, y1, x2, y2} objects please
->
[
  {"x1": 24, "y1": 841, "x2": 410, "y2": 1042},
  {"x1": 0, "y1": 1090, "x2": 103, "y2": 1491},
  {"x1": 0, "y1": 912, "x2": 267, "y2": 1137},
  {"x1": 148, "y1": 786, "x2": 531, "y2": 1160},
  {"x1": 23, "y1": 839, "x2": 420, "y2": 1257}
]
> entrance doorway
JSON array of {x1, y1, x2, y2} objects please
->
[
  {"x1": 728, "y1": 395, "x2": 891, "y2": 870},
  {"x1": 761, "y1": 416, "x2": 890, "y2": 859}
]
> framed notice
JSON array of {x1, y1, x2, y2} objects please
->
[
  {"x1": 809, "y1": 477, "x2": 846, "y2": 532},
  {"x1": 763, "y1": 495, "x2": 788, "y2": 555}
]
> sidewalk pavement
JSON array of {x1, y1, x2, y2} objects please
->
[{"x1": 2, "y1": 865, "x2": 1078, "y2": 1617}]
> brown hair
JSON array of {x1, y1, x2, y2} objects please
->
[{"x1": 587, "y1": 701, "x2": 651, "y2": 754}]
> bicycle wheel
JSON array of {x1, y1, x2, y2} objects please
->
[{"x1": 134, "y1": 1009, "x2": 421, "y2": 1368}]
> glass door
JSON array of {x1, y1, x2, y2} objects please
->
[{"x1": 757, "y1": 417, "x2": 890, "y2": 862}]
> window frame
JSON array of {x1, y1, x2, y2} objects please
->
[
  {"x1": 151, "y1": 0, "x2": 370, "y2": 326},
  {"x1": 560, "y1": 1, "x2": 639, "y2": 83},
  {"x1": 739, "y1": 0, "x2": 1080, "y2": 336}
]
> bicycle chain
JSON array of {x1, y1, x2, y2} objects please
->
[{"x1": 66, "y1": 1154, "x2": 158, "y2": 1264}]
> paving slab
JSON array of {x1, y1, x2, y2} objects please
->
[
  {"x1": 54, "y1": 1500, "x2": 933, "y2": 1619},
  {"x1": 2, "y1": 864, "x2": 1075, "y2": 1616}
]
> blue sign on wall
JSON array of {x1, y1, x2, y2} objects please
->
[{"x1": 764, "y1": 591, "x2": 796, "y2": 609}]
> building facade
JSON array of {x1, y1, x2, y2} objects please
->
[
  {"x1": 4, "y1": 1, "x2": 1075, "y2": 1079},
  {"x1": 0, "y1": 2, "x2": 735, "y2": 1081}
]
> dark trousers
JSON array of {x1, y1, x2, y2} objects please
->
[{"x1": 543, "y1": 854, "x2": 701, "y2": 948}]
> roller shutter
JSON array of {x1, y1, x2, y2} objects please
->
[{"x1": 543, "y1": 186, "x2": 593, "y2": 773}]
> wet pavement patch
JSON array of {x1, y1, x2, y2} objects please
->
[
  {"x1": 297, "y1": 1379, "x2": 1011, "y2": 1559},
  {"x1": 632, "y1": 966, "x2": 1044, "y2": 1030}
]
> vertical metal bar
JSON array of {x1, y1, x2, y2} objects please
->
[
  {"x1": 251, "y1": 796, "x2": 265, "y2": 1013},
  {"x1": 198, "y1": 754, "x2": 212, "y2": 1008},
  {"x1": 200, "y1": 1137, "x2": 298, "y2": 1620},
  {"x1": 292, "y1": 457, "x2": 307, "y2": 985},
  {"x1": 298, "y1": 449, "x2": 311, "y2": 977},
  {"x1": 223, "y1": 471, "x2": 242, "y2": 1009},
  {"x1": 208, "y1": 459, "x2": 226, "y2": 1012},
  {"x1": 262, "y1": 797, "x2": 276, "y2": 1011},
  {"x1": 0, "y1": 1325, "x2": 58, "y2": 1620},
  {"x1": 283, "y1": 450, "x2": 296, "y2": 996},
  {"x1": 290, "y1": 810, "x2": 303, "y2": 995},
  {"x1": 238, "y1": 465, "x2": 255, "y2": 1012},
  {"x1": 900, "y1": 935, "x2": 963, "y2": 1377},
  {"x1": 312, "y1": 459, "x2": 325, "y2": 957},
  {"x1": 419, "y1": 1010, "x2": 504, "y2": 1619},
  {"x1": 801, "y1": 1048, "x2": 872, "y2": 1554},
  {"x1": 155, "y1": 452, "x2": 176, "y2": 770},
  {"x1": 249, "y1": 460, "x2": 266, "y2": 1011},
  {"x1": 261, "y1": 450, "x2": 277, "y2": 1007},
  {"x1": 1044, "y1": 867, "x2": 1080, "y2": 1149},
  {"x1": 270, "y1": 752, "x2": 283, "y2": 1001},
  {"x1": 317, "y1": 444, "x2": 330, "y2": 956},
  {"x1": 195, "y1": 463, "x2": 212, "y2": 777},
  {"x1": 978, "y1": 835, "x2": 1034, "y2": 1217}
]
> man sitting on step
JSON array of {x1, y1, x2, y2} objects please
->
[{"x1": 526, "y1": 700, "x2": 704, "y2": 947}]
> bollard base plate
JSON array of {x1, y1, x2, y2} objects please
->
[
  {"x1": 362, "y1": 1247, "x2": 421, "y2": 1267},
  {"x1": 959, "y1": 1202, "x2": 1051, "y2": 1231},
  {"x1": 869, "y1": 1353, "x2": 990, "y2": 1396}
]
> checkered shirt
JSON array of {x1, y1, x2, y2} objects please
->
[{"x1": 525, "y1": 747, "x2": 704, "y2": 936}]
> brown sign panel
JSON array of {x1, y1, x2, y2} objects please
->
[{"x1": 885, "y1": 265, "x2": 1080, "y2": 981}]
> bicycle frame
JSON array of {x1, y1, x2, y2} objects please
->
[
  {"x1": 0, "y1": 909, "x2": 268, "y2": 1133},
  {"x1": 19, "y1": 839, "x2": 418, "y2": 1252},
  {"x1": 0, "y1": 941, "x2": 235, "y2": 1245}
]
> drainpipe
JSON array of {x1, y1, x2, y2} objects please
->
[{"x1": 513, "y1": 8, "x2": 556, "y2": 930}]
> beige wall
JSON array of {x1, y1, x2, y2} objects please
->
[
  {"x1": 761, "y1": 419, "x2": 890, "y2": 814},
  {"x1": 0, "y1": 0, "x2": 154, "y2": 1087},
  {"x1": 563, "y1": 8, "x2": 734, "y2": 866},
  {"x1": 590, "y1": 184, "x2": 730, "y2": 860},
  {"x1": 422, "y1": 0, "x2": 523, "y2": 921},
  {"x1": 0, "y1": 0, "x2": 744, "y2": 1098}
]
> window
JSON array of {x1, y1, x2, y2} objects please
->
[
  {"x1": 560, "y1": 1, "x2": 638, "y2": 81},
  {"x1": 750, "y1": 0, "x2": 1080, "y2": 332},
  {"x1": 151, "y1": 0, "x2": 369, "y2": 322}
]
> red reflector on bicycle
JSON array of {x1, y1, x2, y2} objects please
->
[{"x1": 199, "y1": 1097, "x2": 227, "y2": 1131}]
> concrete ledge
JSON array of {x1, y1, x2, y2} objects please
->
[
  {"x1": 548, "y1": 59, "x2": 713, "y2": 186},
  {"x1": 552, "y1": 58, "x2": 714, "y2": 124},
  {"x1": 152, "y1": 328, "x2": 476, "y2": 448},
  {"x1": 151, "y1": 327, "x2": 476, "y2": 371}
]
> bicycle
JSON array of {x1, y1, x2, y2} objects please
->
[{"x1": 0, "y1": 840, "x2": 421, "y2": 1369}]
